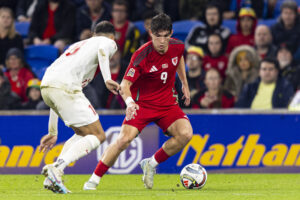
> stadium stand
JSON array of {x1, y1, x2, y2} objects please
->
[
  {"x1": 134, "y1": 19, "x2": 277, "y2": 41},
  {"x1": 172, "y1": 20, "x2": 203, "y2": 41},
  {"x1": 24, "y1": 45, "x2": 59, "y2": 79},
  {"x1": 15, "y1": 21, "x2": 30, "y2": 38},
  {"x1": 133, "y1": 20, "x2": 146, "y2": 34}
]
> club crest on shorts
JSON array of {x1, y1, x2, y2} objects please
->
[
  {"x1": 127, "y1": 68, "x2": 135, "y2": 77},
  {"x1": 172, "y1": 57, "x2": 178, "y2": 66}
]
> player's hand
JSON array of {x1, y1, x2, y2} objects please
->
[
  {"x1": 105, "y1": 80, "x2": 121, "y2": 95},
  {"x1": 182, "y1": 85, "x2": 191, "y2": 106},
  {"x1": 39, "y1": 134, "x2": 57, "y2": 153},
  {"x1": 126, "y1": 102, "x2": 139, "y2": 121}
]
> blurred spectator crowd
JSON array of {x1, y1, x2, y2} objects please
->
[{"x1": 1, "y1": 0, "x2": 300, "y2": 110}]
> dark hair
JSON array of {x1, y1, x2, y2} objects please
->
[
  {"x1": 113, "y1": 0, "x2": 128, "y2": 11},
  {"x1": 281, "y1": 0, "x2": 298, "y2": 14},
  {"x1": 94, "y1": 21, "x2": 115, "y2": 35},
  {"x1": 150, "y1": 13, "x2": 172, "y2": 34},
  {"x1": 260, "y1": 57, "x2": 280, "y2": 71},
  {"x1": 208, "y1": 33, "x2": 222, "y2": 44},
  {"x1": 142, "y1": 10, "x2": 158, "y2": 21}
]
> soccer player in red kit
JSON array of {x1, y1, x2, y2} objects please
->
[{"x1": 84, "y1": 13, "x2": 193, "y2": 190}]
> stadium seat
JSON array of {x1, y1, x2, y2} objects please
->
[
  {"x1": 172, "y1": 20, "x2": 203, "y2": 41},
  {"x1": 133, "y1": 21, "x2": 146, "y2": 34},
  {"x1": 258, "y1": 19, "x2": 277, "y2": 27},
  {"x1": 15, "y1": 22, "x2": 30, "y2": 38},
  {"x1": 222, "y1": 19, "x2": 237, "y2": 34},
  {"x1": 25, "y1": 45, "x2": 59, "y2": 79}
]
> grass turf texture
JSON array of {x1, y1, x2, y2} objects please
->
[{"x1": 0, "y1": 174, "x2": 299, "y2": 200}]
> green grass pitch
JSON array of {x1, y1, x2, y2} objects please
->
[{"x1": 1, "y1": 174, "x2": 300, "y2": 200}]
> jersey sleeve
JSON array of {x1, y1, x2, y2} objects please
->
[
  {"x1": 97, "y1": 38, "x2": 118, "y2": 82},
  {"x1": 179, "y1": 42, "x2": 185, "y2": 57},
  {"x1": 123, "y1": 51, "x2": 142, "y2": 83}
]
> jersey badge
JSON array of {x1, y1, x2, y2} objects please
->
[
  {"x1": 150, "y1": 65, "x2": 158, "y2": 73},
  {"x1": 127, "y1": 68, "x2": 135, "y2": 77},
  {"x1": 172, "y1": 57, "x2": 178, "y2": 66},
  {"x1": 218, "y1": 61, "x2": 225, "y2": 69},
  {"x1": 162, "y1": 63, "x2": 168, "y2": 69}
]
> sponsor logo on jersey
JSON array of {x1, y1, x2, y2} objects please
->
[
  {"x1": 97, "y1": 127, "x2": 143, "y2": 174},
  {"x1": 162, "y1": 63, "x2": 168, "y2": 69},
  {"x1": 127, "y1": 68, "x2": 135, "y2": 77},
  {"x1": 172, "y1": 57, "x2": 178, "y2": 66},
  {"x1": 150, "y1": 65, "x2": 158, "y2": 72}
]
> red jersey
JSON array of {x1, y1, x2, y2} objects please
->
[
  {"x1": 203, "y1": 55, "x2": 228, "y2": 79},
  {"x1": 225, "y1": 33, "x2": 254, "y2": 54},
  {"x1": 124, "y1": 39, "x2": 185, "y2": 109}
]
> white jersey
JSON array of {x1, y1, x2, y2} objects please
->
[{"x1": 41, "y1": 36, "x2": 117, "y2": 92}]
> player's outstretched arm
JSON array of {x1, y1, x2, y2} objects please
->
[
  {"x1": 39, "y1": 109, "x2": 58, "y2": 152},
  {"x1": 105, "y1": 80, "x2": 121, "y2": 95},
  {"x1": 176, "y1": 56, "x2": 191, "y2": 106},
  {"x1": 120, "y1": 79, "x2": 139, "y2": 120}
]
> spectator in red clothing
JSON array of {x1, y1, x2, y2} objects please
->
[
  {"x1": 224, "y1": 45, "x2": 259, "y2": 98},
  {"x1": 0, "y1": 68, "x2": 21, "y2": 110},
  {"x1": 226, "y1": 7, "x2": 257, "y2": 54},
  {"x1": 4, "y1": 48, "x2": 35, "y2": 102},
  {"x1": 28, "y1": 0, "x2": 76, "y2": 53},
  {"x1": 254, "y1": 25, "x2": 277, "y2": 60},
  {"x1": 111, "y1": 0, "x2": 140, "y2": 63},
  {"x1": 203, "y1": 33, "x2": 228, "y2": 79},
  {"x1": 0, "y1": 7, "x2": 24, "y2": 70},
  {"x1": 191, "y1": 68, "x2": 234, "y2": 109}
]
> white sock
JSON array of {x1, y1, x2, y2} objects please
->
[
  {"x1": 58, "y1": 134, "x2": 83, "y2": 159},
  {"x1": 89, "y1": 172, "x2": 101, "y2": 184},
  {"x1": 56, "y1": 135, "x2": 100, "y2": 171},
  {"x1": 148, "y1": 155, "x2": 159, "y2": 168}
]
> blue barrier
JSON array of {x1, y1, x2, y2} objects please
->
[
  {"x1": 159, "y1": 113, "x2": 300, "y2": 173},
  {"x1": 0, "y1": 111, "x2": 300, "y2": 174}
]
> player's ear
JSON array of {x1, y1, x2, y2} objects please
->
[{"x1": 149, "y1": 29, "x2": 153, "y2": 37}]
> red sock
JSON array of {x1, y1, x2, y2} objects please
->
[
  {"x1": 154, "y1": 148, "x2": 170, "y2": 164},
  {"x1": 94, "y1": 161, "x2": 110, "y2": 177}
]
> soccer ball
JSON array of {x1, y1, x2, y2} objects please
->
[{"x1": 180, "y1": 163, "x2": 207, "y2": 189}]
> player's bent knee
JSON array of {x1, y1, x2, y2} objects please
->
[
  {"x1": 116, "y1": 136, "x2": 132, "y2": 151},
  {"x1": 179, "y1": 129, "x2": 193, "y2": 144}
]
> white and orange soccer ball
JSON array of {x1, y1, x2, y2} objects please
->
[{"x1": 180, "y1": 164, "x2": 207, "y2": 189}]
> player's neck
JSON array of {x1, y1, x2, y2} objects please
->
[{"x1": 153, "y1": 45, "x2": 169, "y2": 55}]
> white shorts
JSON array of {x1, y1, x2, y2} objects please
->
[{"x1": 41, "y1": 87, "x2": 99, "y2": 127}]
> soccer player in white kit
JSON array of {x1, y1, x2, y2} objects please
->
[{"x1": 38, "y1": 21, "x2": 120, "y2": 194}]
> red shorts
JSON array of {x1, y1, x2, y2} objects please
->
[{"x1": 123, "y1": 105, "x2": 188, "y2": 133}]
